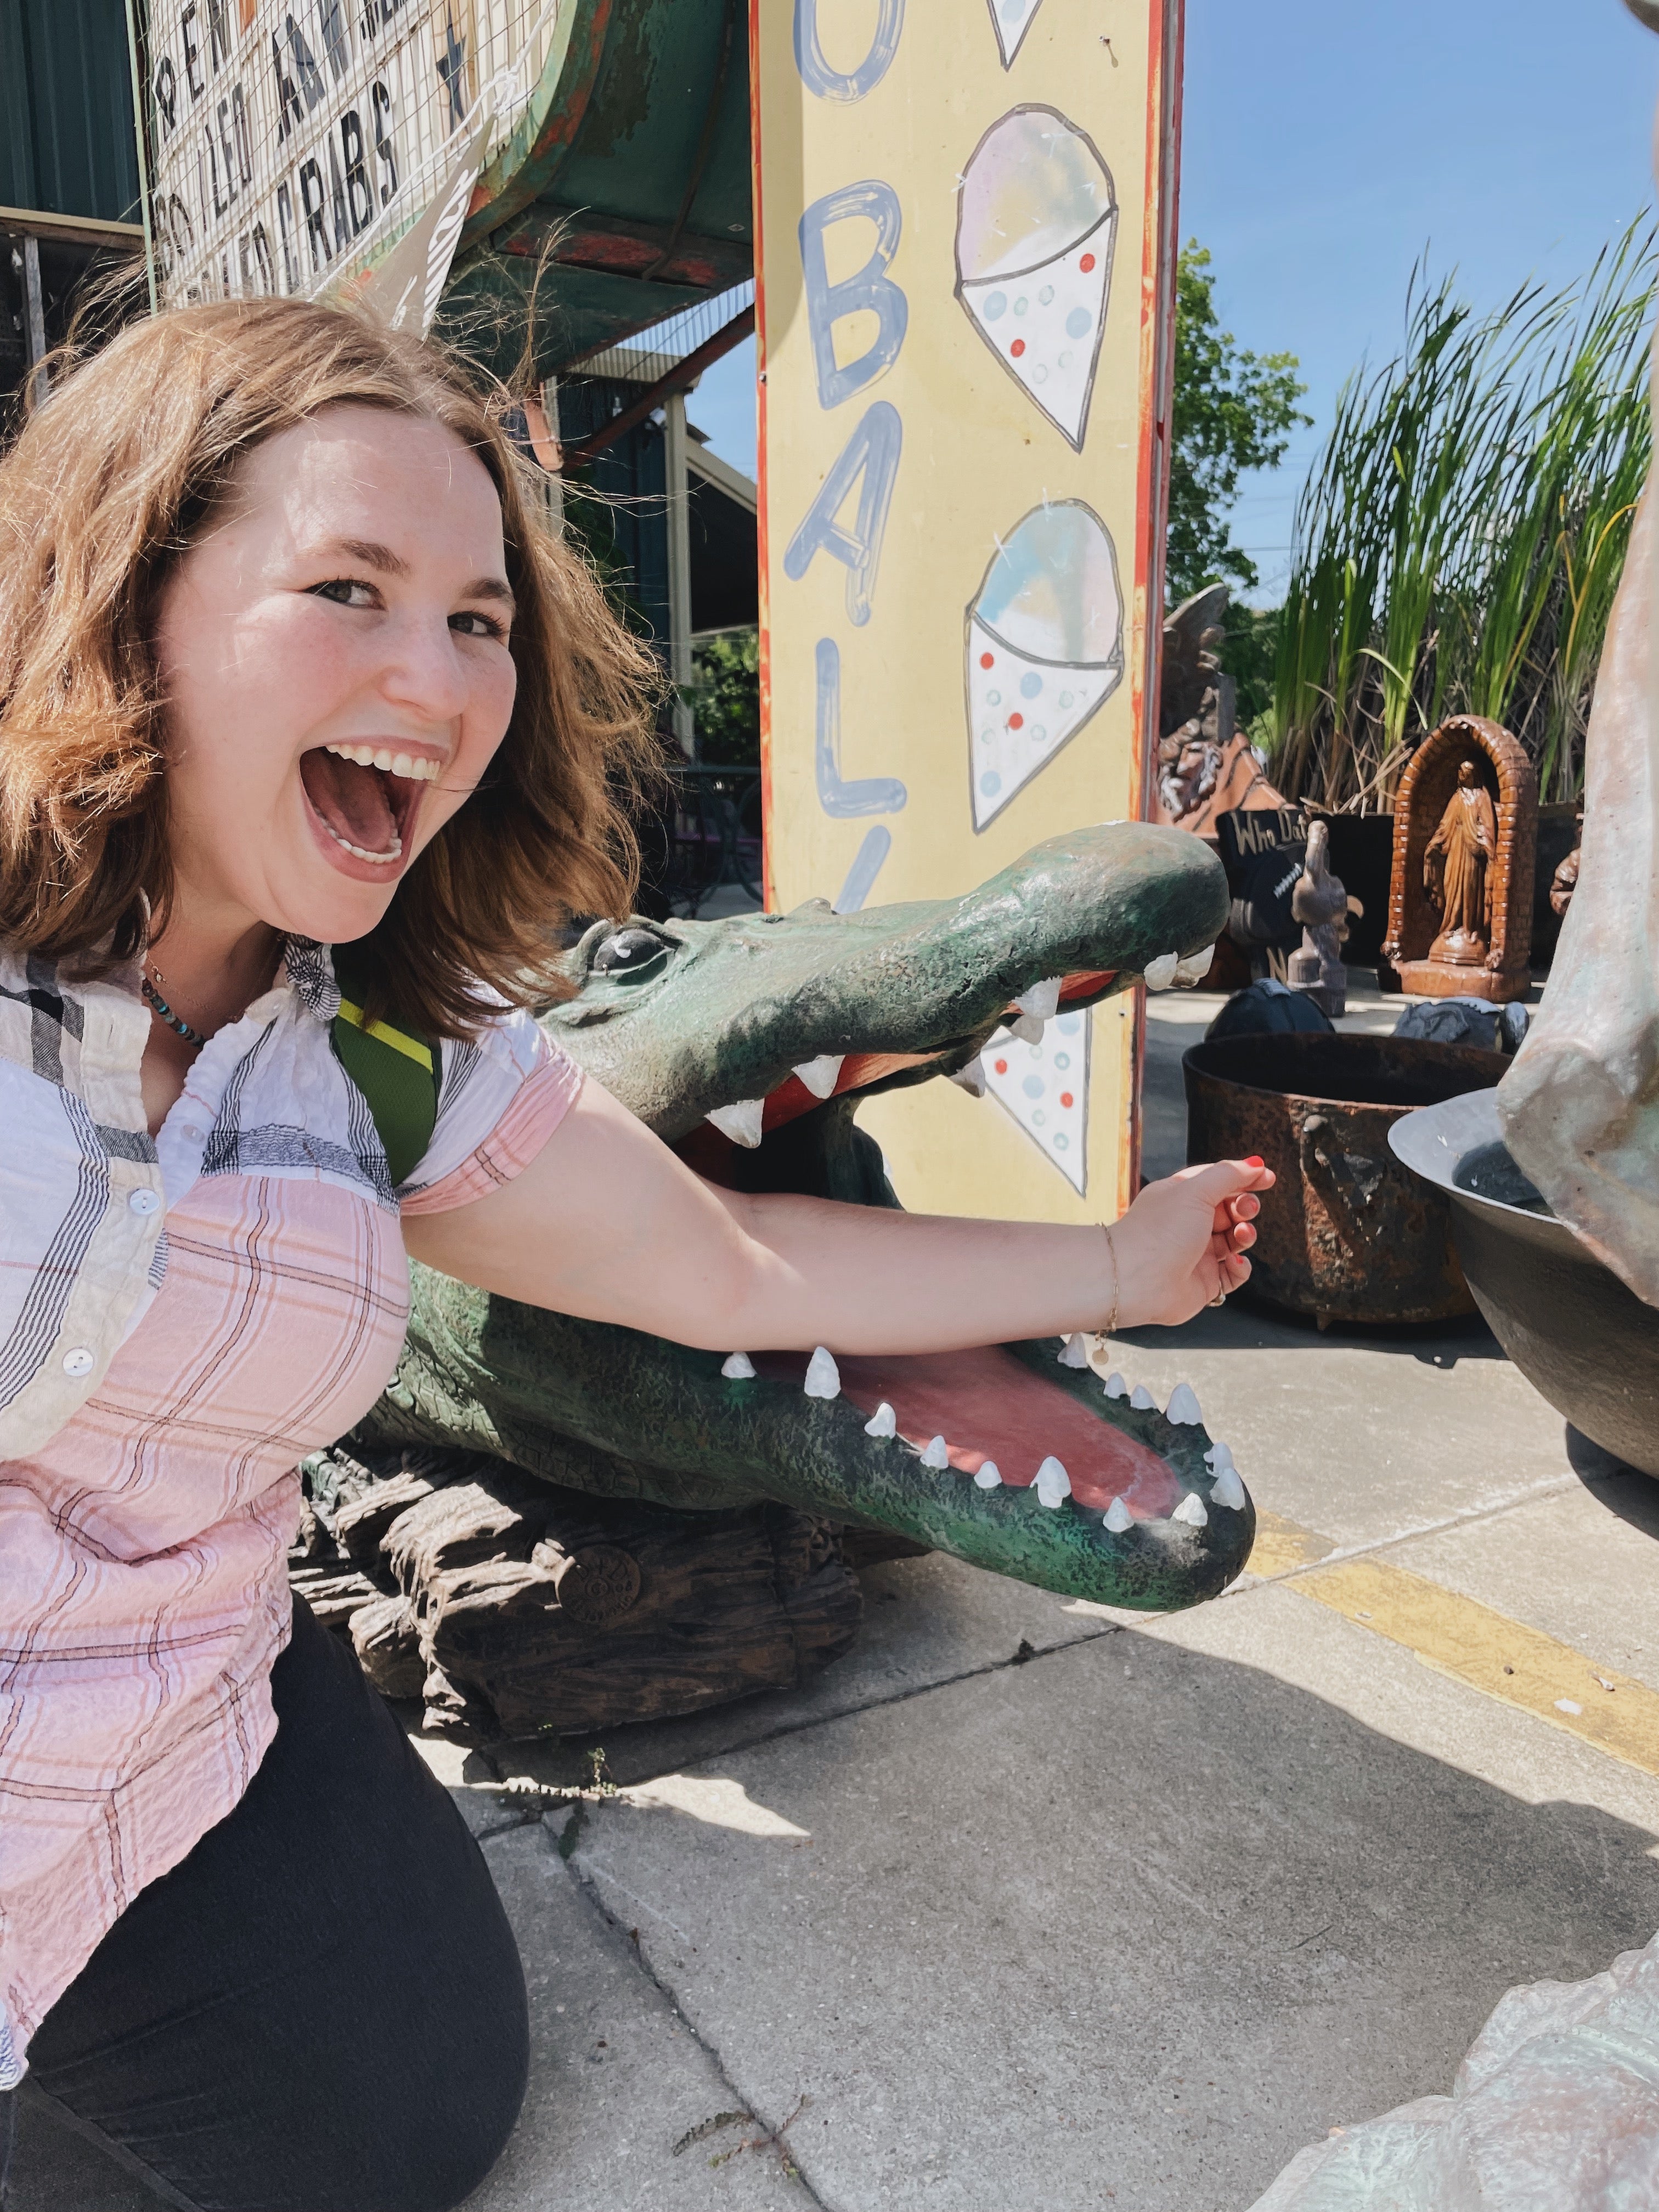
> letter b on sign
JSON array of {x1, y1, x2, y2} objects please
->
[{"x1": 799, "y1": 182, "x2": 908, "y2": 411}]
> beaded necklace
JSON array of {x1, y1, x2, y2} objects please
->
[{"x1": 142, "y1": 969, "x2": 210, "y2": 1049}]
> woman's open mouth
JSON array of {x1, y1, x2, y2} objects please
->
[{"x1": 299, "y1": 742, "x2": 441, "y2": 872}]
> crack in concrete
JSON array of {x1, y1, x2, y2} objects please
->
[
  {"x1": 553, "y1": 1823, "x2": 832, "y2": 2207},
  {"x1": 469, "y1": 1806, "x2": 547, "y2": 1843},
  {"x1": 1234, "y1": 1470, "x2": 1589, "y2": 1593}
]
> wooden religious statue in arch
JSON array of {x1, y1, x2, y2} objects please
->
[{"x1": 1380, "y1": 716, "x2": 1538, "y2": 1003}]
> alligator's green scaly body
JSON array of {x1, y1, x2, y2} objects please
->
[{"x1": 348, "y1": 823, "x2": 1252, "y2": 1622}]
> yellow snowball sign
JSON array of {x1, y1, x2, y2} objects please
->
[{"x1": 754, "y1": 0, "x2": 1184, "y2": 1223}]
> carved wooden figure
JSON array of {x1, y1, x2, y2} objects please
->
[{"x1": 1381, "y1": 716, "x2": 1537, "y2": 1003}]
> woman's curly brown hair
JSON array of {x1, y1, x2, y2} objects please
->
[{"x1": 0, "y1": 295, "x2": 663, "y2": 1037}]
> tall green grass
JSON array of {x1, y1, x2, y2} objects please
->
[{"x1": 1272, "y1": 225, "x2": 1655, "y2": 808}]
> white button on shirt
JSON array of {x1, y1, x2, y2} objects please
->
[
  {"x1": 127, "y1": 1189, "x2": 161, "y2": 1216},
  {"x1": 60, "y1": 1348, "x2": 95, "y2": 1378}
]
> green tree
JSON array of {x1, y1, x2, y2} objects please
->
[
  {"x1": 1167, "y1": 242, "x2": 1310, "y2": 603},
  {"x1": 691, "y1": 628, "x2": 761, "y2": 766}
]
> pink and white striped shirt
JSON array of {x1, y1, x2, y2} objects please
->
[{"x1": 0, "y1": 939, "x2": 582, "y2": 2083}]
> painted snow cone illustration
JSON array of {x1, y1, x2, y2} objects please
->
[
  {"x1": 986, "y1": 0, "x2": 1045, "y2": 69},
  {"x1": 983, "y1": 1011, "x2": 1092, "y2": 1193},
  {"x1": 966, "y1": 499, "x2": 1125, "y2": 830},
  {"x1": 955, "y1": 105, "x2": 1116, "y2": 450}
]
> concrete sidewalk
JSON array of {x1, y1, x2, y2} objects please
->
[{"x1": 15, "y1": 978, "x2": 1655, "y2": 2212}]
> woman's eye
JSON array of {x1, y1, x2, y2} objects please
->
[
  {"x1": 591, "y1": 927, "x2": 670, "y2": 977},
  {"x1": 450, "y1": 610, "x2": 507, "y2": 641},
  {"x1": 310, "y1": 578, "x2": 376, "y2": 609}
]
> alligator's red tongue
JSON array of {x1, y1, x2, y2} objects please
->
[
  {"x1": 757, "y1": 1346, "x2": 1179, "y2": 1517},
  {"x1": 301, "y1": 748, "x2": 399, "y2": 853}
]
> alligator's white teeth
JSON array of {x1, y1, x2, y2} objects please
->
[
  {"x1": 921, "y1": 1434, "x2": 951, "y2": 1469},
  {"x1": 1165, "y1": 1382, "x2": 1204, "y2": 1426},
  {"x1": 1034, "y1": 1455, "x2": 1071, "y2": 1508},
  {"x1": 1057, "y1": 1333, "x2": 1091, "y2": 1369},
  {"x1": 721, "y1": 1351, "x2": 756, "y2": 1379},
  {"x1": 804, "y1": 1346, "x2": 841, "y2": 1400},
  {"x1": 707, "y1": 1098, "x2": 767, "y2": 1148},
  {"x1": 1129, "y1": 1383, "x2": 1156, "y2": 1410},
  {"x1": 392, "y1": 752, "x2": 414, "y2": 780},
  {"x1": 1011, "y1": 1013, "x2": 1047, "y2": 1046},
  {"x1": 1172, "y1": 1492, "x2": 1209, "y2": 1527},
  {"x1": 1103, "y1": 1495, "x2": 1134, "y2": 1533},
  {"x1": 950, "y1": 1056, "x2": 988, "y2": 1098},
  {"x1": 865, "y1": 1401, "x2": 897, "y2": 1438},
  {"x1": 974, "y1": 1460, "x2": 1002, "y2": 1488},
  {"x1": 1210, "y1": 1464, "x2": 1248, "y2": 1511},
  {"x1": 793, "y1": 1054, "x2": 844, "y2": 1101},
  {"x1": 1103, "y1": 1371, "x2": 1129, "y2": 1400},
  {"x1": 1143, "y1": 952, "x2": 1181, "y2": 992},
  {"x1": 1204, "y1": 1438, "x2": 1235, "y2": 1471},
  {"x1": 1175, "y1": 945, "x2": 1215, "y2": 986},
  {"x1": 1015, "y1": 977, "x2": 1063, "y2": 1024}
]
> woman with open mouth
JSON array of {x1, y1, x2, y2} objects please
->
[{"x1": 0, "y1": 298, "x2": 1269, "y2": 2212}]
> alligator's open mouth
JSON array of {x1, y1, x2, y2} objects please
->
[
  {"x1": 666, "y1": 964, "x2": 1193, "y2": 1528},
  {"x1": 368, "y1": 823, "x2": 1253, "y2": 1613}
]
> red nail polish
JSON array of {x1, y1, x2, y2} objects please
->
[{"x1": 1245, "y1": 1155, "x2": 1265, "y2": 1167}]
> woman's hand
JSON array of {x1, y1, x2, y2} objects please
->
[{"x1": 1109, "y1": 1158, "x2": 1275, "y2": 1327}]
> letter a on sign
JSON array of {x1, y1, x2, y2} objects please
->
[
  {"x1": 782, "y1": 401, "x2": 902, "y2": 627},
  {"x1": 799, "y1": 182, "x2": 909, "y2": 409}
]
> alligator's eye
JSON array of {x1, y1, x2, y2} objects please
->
[{"x1": 591, "y1": 927, "x2": 672, "y2": 979}]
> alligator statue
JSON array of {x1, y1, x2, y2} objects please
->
[{"x1": 294, "y1": 822, "x2": 1255, "y2": 1740}]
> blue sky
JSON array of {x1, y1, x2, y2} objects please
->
[{"x1": 688, "y1": 0, "x2": 1659, "y2": 603}]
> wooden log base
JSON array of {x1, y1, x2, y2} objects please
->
[{"x1": 293, "y1": 1446, "x2": 866, "y2": 1741}]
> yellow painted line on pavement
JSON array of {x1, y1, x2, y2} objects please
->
[
  {"x1": 1245, "y1": 1511, "x2": 1336, "y2": 1579},
  {"x1": 1291, "y1": 1554, "x2": 1659, "y2": 1779}
]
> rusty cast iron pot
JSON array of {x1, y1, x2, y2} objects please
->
[
  {"x1": 1390, "y1": 1091, "x2": 1659, "y2": 1477},
  {"x1": 1182, "y1": 1033, "x2": 1509, "y2": 1325}
]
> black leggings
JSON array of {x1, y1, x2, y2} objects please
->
[{"x1": 3, "y1": 1598, "x2": 528, "y2": 2212}]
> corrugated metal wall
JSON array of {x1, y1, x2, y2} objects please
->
[{"x1": 1, "y1": 0, "x2": 140, "y2": 223}]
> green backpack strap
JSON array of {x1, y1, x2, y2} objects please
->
[{"x1": 328, "y1": 945, "x2": 441, "y2": 1188}]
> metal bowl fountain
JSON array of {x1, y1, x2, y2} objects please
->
[{"x1": 1390, "y1": 1091, "x2": 1659, "y2": 1476}]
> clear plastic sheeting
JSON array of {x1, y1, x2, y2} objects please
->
[{"x1": 1248, "y1": 1932, "x2": 1659, "y2": 2211}]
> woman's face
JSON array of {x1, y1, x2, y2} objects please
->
[{"x1": 154, "y1": 403, "x2": 518, "y2": 947}]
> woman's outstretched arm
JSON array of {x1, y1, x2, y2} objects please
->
[{"x1": 403, "y1": 1076, "x2": 1272, "y2": 1354}]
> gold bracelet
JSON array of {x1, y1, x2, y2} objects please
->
[{"x1": 1099, "y1": 1222, "x2": 1120, "y2": 1335}]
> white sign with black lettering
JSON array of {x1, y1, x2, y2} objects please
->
[{"x1": 144, "y1": 2, "x2": 544, "y2": 309}]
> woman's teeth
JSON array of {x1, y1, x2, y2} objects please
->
[
  {"x1": 322, "y1": 821, "x2": 403, "y2": 864},
  {"x1": 321, "y1": 741, "x2": 442, "y2": 782}
]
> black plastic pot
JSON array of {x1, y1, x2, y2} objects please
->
[{"x1": 1390, "y1": 1091, "x2": 1659, "y2": 1476}]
